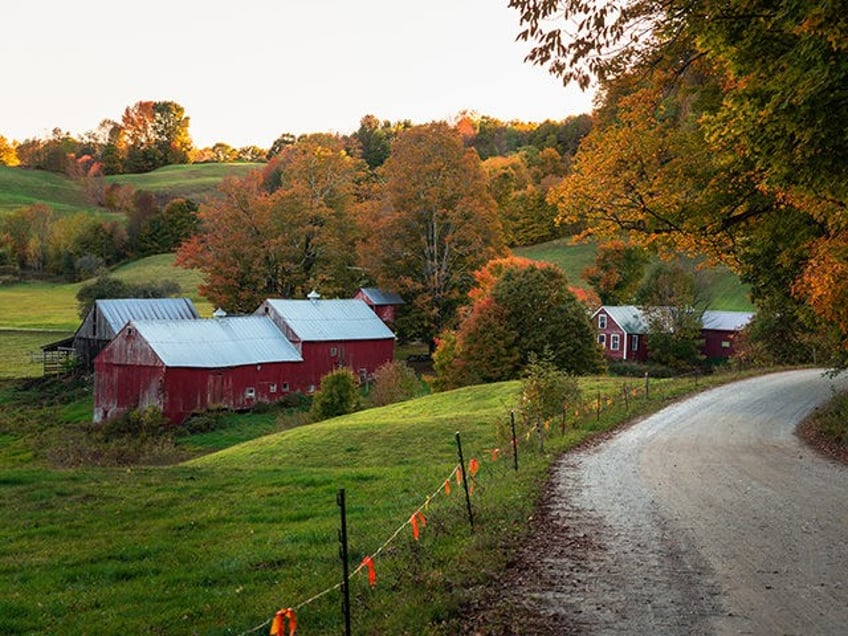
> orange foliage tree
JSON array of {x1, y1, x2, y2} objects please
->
[{"x1": 177, "y1": 135, "x2": 367, "y2": 312}]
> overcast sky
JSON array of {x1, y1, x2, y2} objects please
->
[{"x1": 1, "y1": 1, "x2": 595, "y2": 149}]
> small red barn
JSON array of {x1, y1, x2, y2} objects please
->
[
  {"x1": 94, "y1": 316, "x2": 303, "y2": 425},
  {"x1": 353, "y1": 287, "x2": 405, "y2": 327},
  {"x1": 256, "y1": 295, "x2": 396, "y2": 390},
  {"x1": 700, "y1": 310, "x2": 754, "y2": 360}
]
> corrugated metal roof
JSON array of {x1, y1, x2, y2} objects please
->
[
  {"x1": 97, "y1": 298, "x2": 199, "y2": 333},
  {"x1": 358, "y1": 287, "x2": 405, "y2": 306},
  {"x1": 260, "y1": 298, "x2": 395, "y2": 341},
  {"x1": 128, "y1": 316, "x2": 302, "y2": 368},
  {"x1": 701, "y1": 310, "x2": 754, "y2": 332},
  {"x1": 599, "y1": 305, "x2": 650, "y2": 334}
]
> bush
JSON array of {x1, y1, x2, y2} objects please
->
[
  {"x1": 98, "y1": 406, "x2": 168, "y2": 441},
  {"x1": 368, "y1": 360, "x2": 422, "y2": 407},
  {"x1": 310, "y1": 368, "x2": 360, "y2": 420}
]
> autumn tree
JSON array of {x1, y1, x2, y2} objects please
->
[
  {"x1": 178, "y1": 135, "x2": 367, "y2": 312},
  {"x1": 583, "y1": 241, "x2": 650, "y2": 305},
  {"x1": 511, "y1": 0, "x2": 848, "y2": 351},
  {"x1": 351, "y1": 115, "x2": 410, "y2": 170},
  {"x1": 121, "y1": 100, "x2": 193, "y2": 173},
  {"x1": 434, "y1": 258, "x2": 603, "y2": 389},
  {"x1": 0, "y1": 135, "x2": 18, "y2": 166},
  {"x1": 360, "y1": 122, "x2": 506, "y2": 346}
]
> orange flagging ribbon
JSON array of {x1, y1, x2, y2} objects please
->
[
  {"x1": 455, "y1": 470, "x2": 462, "y2": 485},
  {"x1": 444, "y1": 478, "x2": 451, "y2": 495},
  {"x1": 490, "y1": 448, "x2": 499, "y2": 462},
  {"x1": 469, "y1": 457, "x2": 480, "y2": 476},
  {"x1": 270, "y1": 608, "x2": 296, "y2": 636},
  {"x1": 410, "y1": 510, "x2": 427, "y2": 541},
  {"x1": 361, "y1": 556, "x2": 376, "y2": 586}
]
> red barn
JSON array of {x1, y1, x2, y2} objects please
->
[
  {"x1": 353, "y1": 287, "x2": 405, "y2": 327},
  {"x1": 700, "y1": 310, "x2": 754, "y2": 360},
  {"x1": 94, "y1": 316, "x2": 303, "y2": 425},
  {"x1": 256, "y1": 295, "x2": 396, "y2": 391}
]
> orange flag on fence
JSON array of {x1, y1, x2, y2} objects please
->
[
  {"x1": 410, "y1": 510, "x2": 427, "y2": 541},
  {"x1": 469, "y1": 458, "x2": 479, "y2": 477},
  {"x1": 270, "y1": 608, "x2": 296, "y2": 636},
  {"x1": 455, "y1": 470, "x2": 462, "y2": 485},
  {"x1": 444, "y1": 478, "x2": 451, "y2": 495},
  {"x1": 490, "y1": 448, "x2": 499, "y2": 462},
  {"x1": 361, "y1": 556, "x2": 376, "y2": 586}
]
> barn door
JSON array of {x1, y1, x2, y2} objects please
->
[{"x1": 208, "y1": 372, "x2": 224, "y2": 408}]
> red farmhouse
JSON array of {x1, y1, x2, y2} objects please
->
[
  {"x1": 353, "y1": 287, "x2": 405, "y2": 328},
  {"x1": 256, "y1": 295, "x2": 396, "y2": 391},
  {"x1": 94, "y1": 316, "x2": 303, "y2": 425},
  {"x1": 700, "y1": 310, "x2": 754, "y2": 359},
  {"x1": 592, "y1": 305, "x2": 650, "y2": 362}
]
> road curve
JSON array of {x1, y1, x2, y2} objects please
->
[{"x1": 514, "y1": 369, "x2": 848, "y2": 635}]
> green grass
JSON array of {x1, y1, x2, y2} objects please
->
[
  {"x1": 105, "y1": 163, "x2": 261, "y2": 202},
  {"x1": 515, "y1": 237, "x2": 753, "y2": 311},
  {"x1": 0, "y1": 331, "x2": 72, "y2": 378},
  {"x1": 0, "y1": 370, "x2": 754, "y2": 635},
  {"x1": 0, "y1": 254, "x2": 211, "y2": 333},
  {"x1": 0, "y1": 166, "x2": 102, "y2": 217}
]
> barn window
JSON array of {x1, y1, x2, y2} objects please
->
[
  {"x1": 631, "y1": 335, "x2": 639, "y2": 351},
  {"x1": 269, "y1": 384, "x2": 277, "y2": 393},
  {"x1": 610, "y1": 334, "x2": 620, "y2": 351},
  {"x1": 282, "y1": 382, "x2": 289, "y2": 391},
  {"x1": 245, "y1": 387, "x2": 256, "y2": 399},
  {"x1": 598, "y1": 314, "x2": 607, "y2": 329},
  {"x1": 330, "y1": 346, "x2": 338, "y2": 357},
  {"x1": 597, "y1": 334, "x2": 606, "y2": 346},
  {"x1": 721, "y1": 340, "x2": 731, "y2": 348}
]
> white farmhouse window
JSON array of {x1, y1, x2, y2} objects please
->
[
  {"x1": 598, "y1": 314, "x2": 607, "y2": 329},
  {"x1": 597, "y1": 334, "x2": 606, "y2": 346},
  {"x1": 610, "y1": 334, "x2": 620, "y2": 351},
  {"x1": 245, "y1": 387, "x2": 256, "y2": 399}
]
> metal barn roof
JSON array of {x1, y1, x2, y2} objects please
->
[
  {"x1": 127, "y1": 316, "x2": 302, "y2": 368},
  {"x1": 357, "y1": 287, "x2": 405, "y2": 306},
  {"x1": 701, "y1": 310, "x2": 754, "y2": 332},
  {"x1": 260, "y1": 298, "x2": 395, "y2": 342},
  {"x1": 95, "y1": 298, "x2": 200, "y2": 333},
  {"x1": 598, "y1": 305, "x2": 650, "y2": 334}
]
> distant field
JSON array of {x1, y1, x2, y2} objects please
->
[
  {"x1": 0, "y1": 166, "x2": 107, "y2": 217},
  {"x1": 515, "y1": 238, "x2": 753, "y2": 311},
  {"x1": 106, "y1": 162, "x2": 261, "y2": 202}
]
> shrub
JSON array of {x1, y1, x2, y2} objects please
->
[
  {"x1": 368, "y1": 360, "x2": 421, "y2": 407},
  {"x1": 310, "y1": 368, "x2": 360, "y2": 420}
]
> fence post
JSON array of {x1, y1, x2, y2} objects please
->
[
  {"x1": 644, "y1": 371, "x2": 650, "y2": 399},
  {"x1": 510, "y1": 410, "x2": 519, "y2": 472},
  {"x1": 596, "y1": 390, "x2": 601, "y2": 422},
  {"x1": 337, "y1": 489, "x2": 352, "y2": 636},
  {"x1": 455, "y1": 432, "x2": 475, "y2": 531}
]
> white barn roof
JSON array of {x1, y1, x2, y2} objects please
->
[
  {"x1": 357, "y1": 287, "x2": 405, "y2": 306},
  {"x1": 259, "y1": 298, "x2": 395, "y2": 342},
  {"x1": 599, "y1": 305, "x2": 650, "y2": 334},
  {"x1": 701, "y1": 310, "x2": 754, "y2": 332},
  {"x1": 127, "y1": 316, "x2": 302, "y2": 368},
  {"x1": 95, "y1": 298, "x2": 199, "y2": 334}
]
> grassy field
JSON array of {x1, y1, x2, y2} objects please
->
[
  {"x1": 0, "y1": 369, "x2": 751, "y2": 635},
  {"x1": 105, "y1": 162, "x2": 261, "y2": 202},
  {"x1": 0, "y1": 166, "x2": 104, "y2": 217},
  {"x1": 515, "y1": 237, "x2": 754, "y2": 311}
]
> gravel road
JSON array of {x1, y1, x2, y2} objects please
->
[{"x1": 476, "y1": 369, "x2": 848, "y2": 635}]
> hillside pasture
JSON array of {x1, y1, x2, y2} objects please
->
[
  {"x1": 0, "y1": 370, "x2": 748, "y2": 635},
  {"x1": 0, "y1": 166, "x2": 107, "y2": 217},
  {"x1": 515, "y1": 238, "x2": 753, "y2": 311},
  {"x1": 105, "y1": 162, "x2": 261, "y2": 203}
]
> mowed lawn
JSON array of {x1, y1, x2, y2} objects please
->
[
  {"x1": 0, "y1": 166, "x2": 101, "y2": 217},
  {"x1": 0, "y1": 372, "x2": 738, "y2": 635},
  {"x1": 105, "y1": 163, "x2": 261, "y2": 202}
]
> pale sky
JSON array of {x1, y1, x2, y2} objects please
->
[{"x1": 1, "y1": 1, "x2": 595, "y2": 149}]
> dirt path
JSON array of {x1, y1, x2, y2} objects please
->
[{"x1": 466, "y1": 369, "x2": 848, "y2": 635}]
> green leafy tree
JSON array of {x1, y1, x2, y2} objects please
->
[
  {"x1": 368, "y1": 360, "x2": 421, "y2": 407},
  {"x1": 139, "y1": 198, "x2": 199, "y2": 254},
  {"x1": 311, "y1": 368, "x2": 360, "y2": 419}
]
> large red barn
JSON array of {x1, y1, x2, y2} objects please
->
[
  {"x1": 256, "y1": 295, "x2": 396, "y2": 390},
  {"x1": 94, "y1": 316, "x2": 303, "y2": 425}
]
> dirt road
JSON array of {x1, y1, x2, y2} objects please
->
[{"x1": 480, "y1": 369, "x2": 848, "y2": 635}]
